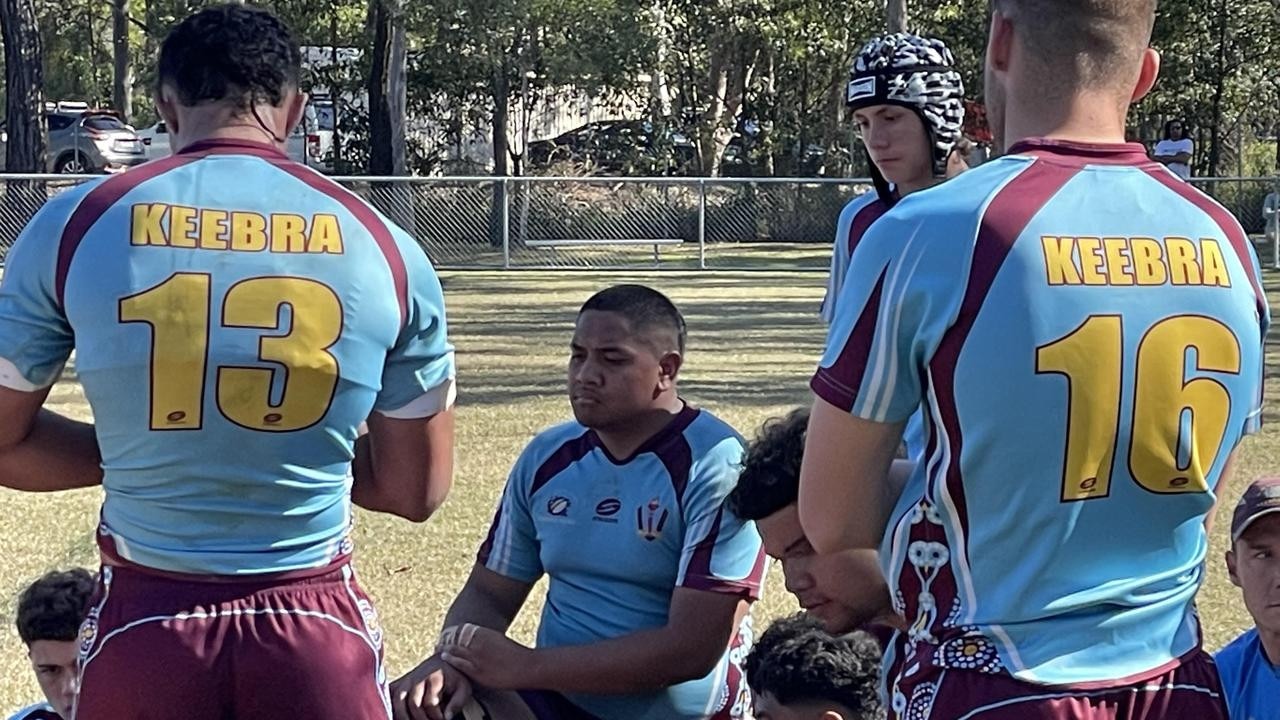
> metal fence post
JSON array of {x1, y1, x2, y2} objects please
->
[
  {"x1": 1272, "y1": 175, "x2": 1280, "y2": 271},
  {"x1": 502, "y1": 177, "x2": 511, "y2": 270},
  {"x1": 698, "y1": 179, "x2": 707, "y2": 270}
]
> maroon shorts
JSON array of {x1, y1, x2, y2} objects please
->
[
  {"x1": 74, "y1": 560, "x2": 390, "y2": 720},
  {"x1": 889, "y1": 647, "x2": 1228, "y2": 720}
]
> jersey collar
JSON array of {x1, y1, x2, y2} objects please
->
[
  {"x1": 176, "y1": 138, "x2": 290, "y2": 161},
  {"x1": 1006, "y1": 137, "x2": 1154, "y2": 166}
]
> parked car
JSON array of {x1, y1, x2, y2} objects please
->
[
  {"x1": 527, "y1": 120, "x2": 696, "y2": 174},
  {"x1": 0, "y1": 110, "x2": 147, "y2": 173}
]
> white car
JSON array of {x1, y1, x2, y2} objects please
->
[{"x1": 137, "y1": 116, "x2": 328, "y2": 171}]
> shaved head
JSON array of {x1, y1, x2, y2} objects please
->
[{"x1": 992, "y1": 0, "x2": 1157, "y2": 93}]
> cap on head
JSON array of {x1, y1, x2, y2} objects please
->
[
  {"x1": 847, "y1": 32, "x2": 966, "y2": 177},
  {"x1": 1231, "y1": 477, "x2": 1280, "y2": 543}
]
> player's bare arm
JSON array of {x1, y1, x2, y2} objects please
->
[
  {"x1": 0, "y1": 387, "x2": 101, "y2": 492},
  {"x1": 391, "y1": 564, "x2": 534, "y2": 720},
  {"x1": 798, "y1": 398, "x2": 904, "y2": 554},
  {"x1": 444, "y1": 587, "x2": 749, "y2": 695},
  {"x1": 352, "y1": 407, "x2": 456, "y2": 522}
]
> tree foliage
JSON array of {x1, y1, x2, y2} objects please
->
[{"x1": 0, "y1": 0, "x2": 1275, "y2": 176}]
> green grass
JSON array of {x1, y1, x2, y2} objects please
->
[{"x1": 0, "y1": 265, "x2": 1277, "y2": 710}]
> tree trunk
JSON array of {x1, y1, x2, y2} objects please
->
[
  {"x1": 111, "y1": 0, "x2": 132, "y2": 122},
  {"x1": 1, "y1": 0, "x2": 47, "y2": 172},
  {"x1": 0, "y1": 0, "x2": 48, "y2": 248},
  {"x1": 1206, "y1": 0, "x2": 1229, "y2": 177},
  {"x1": 887, "y1": 0, "x2": 908, "y2": 33},
  {"x1": 329, "y1": 1, "x2": 341, "y2": 171},
  {"x1": 367, "y1": 0, "x2": 406, "y2": 176},
  {"x1": 488, "y1": 66, "x2": 510, "y2": 248},
  {"x1": 366, "y1": 0, "x2": 412, "y2": 234}
]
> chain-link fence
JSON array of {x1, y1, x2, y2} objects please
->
[{"x1": 1, "y1": 173, "x2": 1277, "y2": 271}]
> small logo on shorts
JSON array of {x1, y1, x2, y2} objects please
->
[
  {"x1": 77, "y1": 617, "x2": 98, "y2": 658},
  {"x1": 547, "y1": 496, "x2": 571, "y2": 517},
  {"x1": 357, "y1": 598, "x2": 383, "y2": 649},
  {"x1": 339, "y1": 535, "x2": 355, "y2": 556},
  {"x1": 637, "y1": 497, "x2": 669, "y2": 541},
  {"x1": 593, "y1": 498, "x2": 621, "y2": 523}
]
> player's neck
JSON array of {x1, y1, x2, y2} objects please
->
[
  {"x1": 1001, "y1": 91, "x2": 1129, "y2": 151},
  {"x1": 897, "y1": 174, "x2": 941, "y2": 197},
  {"x1": 593, "y1": 395, "x2": 685, "y2": 460},
  {"x1": 1260, "y1": 624, "x2": 1280, "y2": 667}
]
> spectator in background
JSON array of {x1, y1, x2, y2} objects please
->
[
  {"x1": 1216, "y1": 477, "x2": 1280, "y2": 720},
  {"x1": 9, "y1": 568, "x2": 95, "y2": 720},
  {"x1": 744, "y1": 613, "x2": 885, "y2": 720},
  {"x1": 1152, "y1": 118, "x2": 1194, "y2": 180}
]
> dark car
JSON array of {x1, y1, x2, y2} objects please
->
[{"x1": 527, "y1": 120, "x2": 696, "y2": 174}]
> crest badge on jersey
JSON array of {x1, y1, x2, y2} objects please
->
[
  {"x1": 636, "y1": 497, "x2": 669, "y2": 541},
  {"x1": 77, "y1": 616, "x2": 98, "y2": 659}
]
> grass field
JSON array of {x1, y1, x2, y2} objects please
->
[{"x1": 0, "y1": 265, "x2": 1277, "y2": 710}]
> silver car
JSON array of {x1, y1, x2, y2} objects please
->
[{"x1": 45, "y1": 111, "x2": 148, "y2": 173}]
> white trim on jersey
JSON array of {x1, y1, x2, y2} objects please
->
[
  {"x1": 866, "y1": 224, "x2": 928, "y2": 422},
  {"x1": 5, "y1": 703, "x2": 56, "y2": 720},
  {"x1": 375, "y1": 376, "x2": 457, "y2": 419},
  {"x1": 0, "y1": 357, "x2": 52, "y2": 392}
]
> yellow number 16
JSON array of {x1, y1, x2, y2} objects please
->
[
  {"x1": 119, "y1": 272, "x2": 342, "y2": 432},
  {"x1": 1035, "y1": 314, "x2": 1241, "y2": 502}
]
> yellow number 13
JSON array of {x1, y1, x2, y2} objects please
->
[
  {"x1": 1035, "y1": 315, "x2": 1241, "y2": 502},
  {"x1": 119, "y1": 273, "x2": 342, "y2": 432}
]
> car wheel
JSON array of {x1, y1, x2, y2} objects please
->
[{"x1": 55, "y1": 152, "x2": 91, "y2": 174}]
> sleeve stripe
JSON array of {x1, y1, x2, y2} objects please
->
[
  {"x1": 476, "y1": 504, "x2": 504, "y2": 566},
  {"x1": 55, "y1": 153, "x2": 199, "y2": 306},
  {"x1": 811, "y1": 266, "x2": 890, "y2": 411}
]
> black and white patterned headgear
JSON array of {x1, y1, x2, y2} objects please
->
[{"x1": 847, "y1": 33, "x2": 966, "y2": 178}]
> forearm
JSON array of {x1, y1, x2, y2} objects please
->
[
  {"x1": 524, "y1": 626, "x2": 710, "y2": 695},
  {"x1": 0, "y1": 409, "x2": 101, "y2": 491},
  {"x1": 350, "y1": 409, "x2": 455, "y2": 521},
  {"x1": 441, "y1": 582, "x2": 523, "y2": 636}
]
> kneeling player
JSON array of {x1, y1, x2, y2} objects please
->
[
  {"x1": 391, "y1": 284, "x2": 766, "y2": 720},
  {"x1": 8, "y1": 569, "x2": 95, "y2": 720}
]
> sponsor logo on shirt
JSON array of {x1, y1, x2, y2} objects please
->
[
  {"x1": 637, "y1": 497, "x2": 669, "y2": 541},
  {"x1": 547, "y1": 496, "x2": 571, "y2": 517},
  {"x1": 593, "y1": 498, "x2": 622, "y2": 523}
]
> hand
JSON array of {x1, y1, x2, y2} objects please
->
[
  {"x1": 390, "y1": 653, "x2": 473, "y2": 720},
  {"x1": 440, "y1": 623, "x2": 536, "y2": 691}
]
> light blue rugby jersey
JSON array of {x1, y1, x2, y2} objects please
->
[
  {"x1": 814, "y1": 139, "x2": 1268, "y2": 685},
  {"x1": 478, "y1": 405, "x2": 766, "y2": 720},
  {"x1": 1215, "y1": 628, "x2": 1280, "y2": 720},
  {"x1": 0, "y1": 139, "x2": 455, "y2": 575}
]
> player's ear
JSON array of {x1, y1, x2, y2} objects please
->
[
  {"x1": 1131, "y1": 48, "x2": 1160, "y2": 103},
  {"x1": 285, "y1": 88, "x2": 308, "y2": 136},
  {"x1": 820, "y1": 711, "x2": 846, "y2": 720},
  {"x1": 658, "y1": 351, "x2": 682, "y2": 386},
  {"x1": 986, "y1": 9, "x2": 1014, "y2": 74},
  {"x1": 1226, "y1": 548, "x2": 1241, "y2": 587},
  {"x1": 154, "y1": 87, "x2": 179, "y2": 135}
]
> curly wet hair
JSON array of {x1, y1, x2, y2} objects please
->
[
  {"x1": 157, "y1": 3, "x2": 302, "y2": 109},
  {"x1": 727, "y1": 407, "x2": 808, "y2": 521},
  {"x1": 744, "y1": 613, "x2": 884, "y2": 718},
  {"x1": 16, "y1": 568, "x2": 95, "y2": 645}
]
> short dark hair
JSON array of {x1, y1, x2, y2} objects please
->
[
  {"x1": 744, "y1": 613, "x2": 884, "y2": 718},
  {"x1": 15, "y1": 568, "x2": 95, "y2": 645},
  {"x1": 727, "y1": 407, "x2": 808, "y2": 521},
  {"x1": 992, "y1": 0, "x2": 1156, "y2": 92},
  {"x1": 579, "y1": 284, "x2": 687, "y2": 354},
  {"x1": 157, "y1": 4, "x2": 302, "y2": 110},
  {"x1": 1164, "y1": 119, "x2": 1187, "y2": 140}
]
